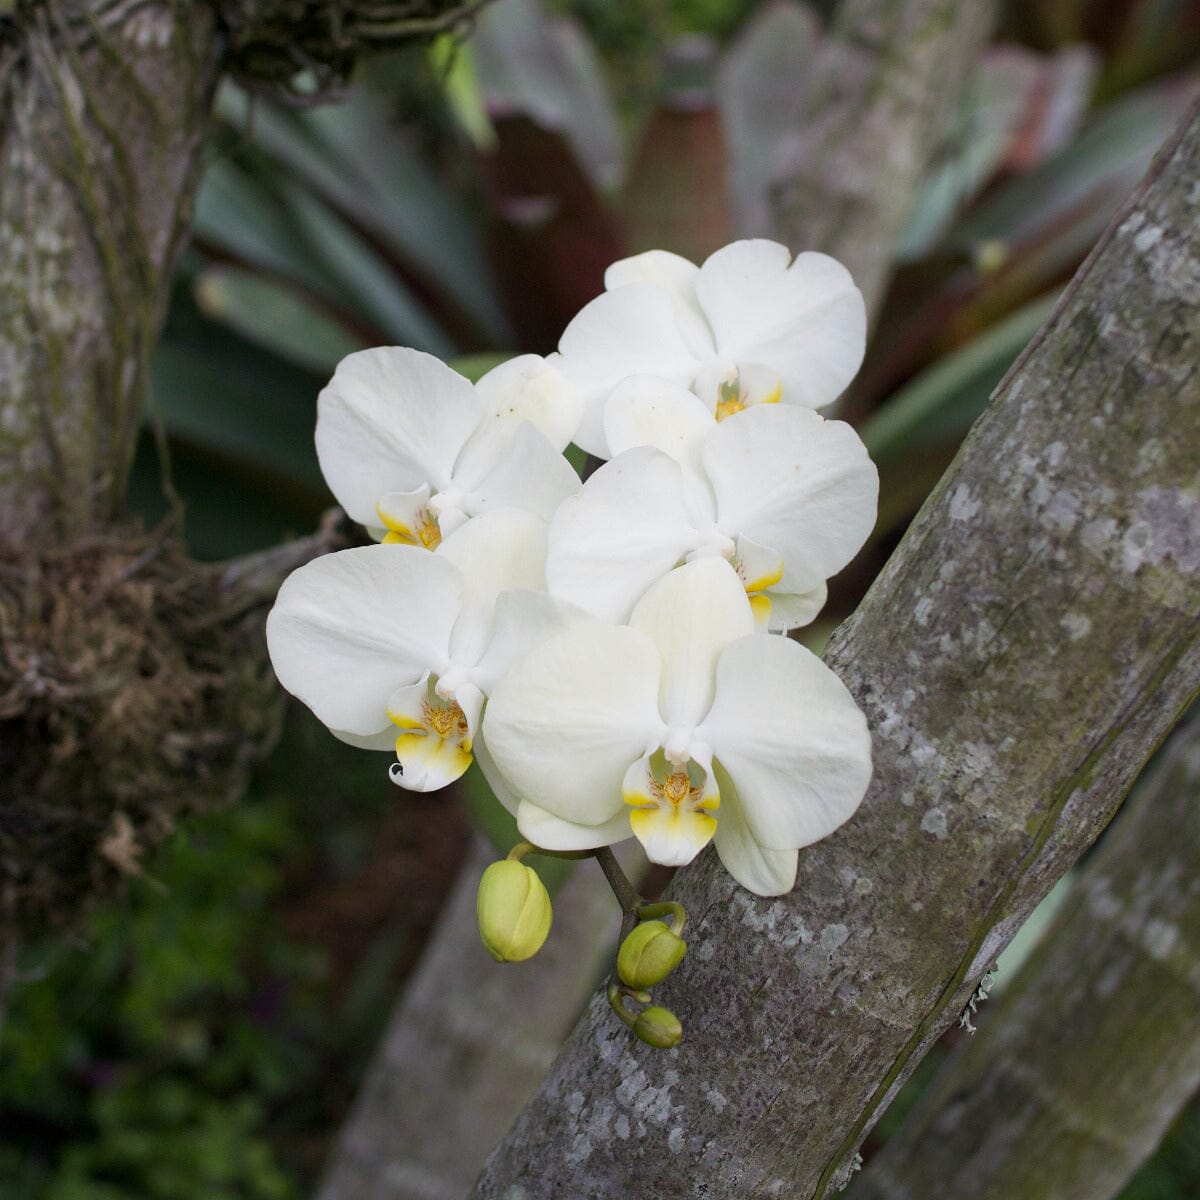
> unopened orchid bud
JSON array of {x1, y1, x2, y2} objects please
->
[
  {"x1": 634, "y1": 1005, "x2": 682, "y2": 1049},
  {"x1": 476, "y1": 859, "x2": 552, "y2": 963},
  {"x1": 618, "y1": 919, "x2": 687, "y2": 990}
]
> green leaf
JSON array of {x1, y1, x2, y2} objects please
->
[
  {"x1": 951, "y1": 85, "x2": 1187, "y2": 253},
  {"x1": 216, "y1": 84, "x2": 511, "y2": 346},
  {"x1": 448, "y1": 351, "x2": 514, "y2": 382},
  {"x1": 860, "y1": 292, "x2": 1060, "y2": 466},
  {"x1": 470, "y1": 0, "x2": 625, "y2": 191},
  {"x1": 194, "y1": 267, "x2": 366, "y2": 375},
  {"x1": 195, "y1": 144, "x2": 456, "y2": 356}
]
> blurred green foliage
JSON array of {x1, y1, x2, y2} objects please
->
[{"x1": 1, "y1": 788, "x2": 309, "y2": 1199}]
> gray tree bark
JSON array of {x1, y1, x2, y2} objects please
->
[
  {"x1": 848, "y1": 709, "x2": 1200, "y2": 1200},
  {"x1": 472, "y1": 102, "x2": 1200, "y2": 1200},
  {"x1": 0, "y1": 1, "x2": 222, "y2": 544},
  {"x1": 768, "y1": 0, "x2": 997, "y2": 319}
]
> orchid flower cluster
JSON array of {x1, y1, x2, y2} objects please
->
[{"x1": 267, "y1": 240, "x2": 878, "y2": 1039}]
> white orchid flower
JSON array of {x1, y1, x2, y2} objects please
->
[
  {"x1": 546, "y1": 383, "x2": 878, "y2": 630},
  {"x1": 316, "y1": 347, "x2": 582, "y2": 547},
  {"x1": 554, "y1": 240, "x2": 867, "y2": 457},
  {"x1": 482, "y1": 557, "x2": 872, "y2": 896},
  {"x1": 266, "y1": 510, "x2": 579, "y2": 792}
]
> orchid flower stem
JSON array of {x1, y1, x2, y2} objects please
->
[
  {"x1": 593, "y1": 846, "x2": 644, "y2": 924},
  {"x1": 635, "y1": 901, "x2": 687, "y2": 938},
  {"x1": 607, "y1": 982, "x2": 651, "y2": 1027},
  {"x1": 505, "y1": 842, "x2": 591, "y2": 863}
]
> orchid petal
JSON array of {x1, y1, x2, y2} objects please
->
[
  {"x1": 603, "y1": 375, "x2": 717, "y2": 474},
  {"x1": 704, "y1": 404, "x2": 878, "y2": 593},
  {"x1": 695, "y1": 241, "x2": 866, "y2": 410},
  {"x1": 437, "y1": 509, "x2": 549, "y2": 667},
  {"x1": 315, "y1": 347, "x2": 482, "y2": 525},
  {"x1": 516, "y1": 799, "x2": 633, "y2": 851},
  {"x1": 546, "y1": 448, "x2": 697, "y2": 623},
  {"x1": 474, "y1": 733, "x2": 523, "y2": 817},
  {"x1": 452, "y1": 421, "x2": 581, "y2": 522},
  {"x1": 386, "y1": 675, "x2": 480, "y2": 792},
  {"x1": 556, "y1": 283, "x2": 704, "y2": 456},
  {"x1": 604, "y1": 248, "x2": 698, "y2": 297},
  {"x1": 330, "y1": 727, "x2": 400, "y2": 752},
  {"x1": 266, "y1": 545, "x2": 461, "y2": 737},
  {"x1": 482, "y1": 624, "x2": 664, "y2": 826},
  {"x1": 710, "y1": 760, "x2": 798, "y2": 896},
  {"x1": 699, "y1": 634, "x2": 872, "y2": 851},
  {"x1": 603, "y1": 250, "x2": 712, "y2": 358},
  {"x1": 471, "y1": 590, "x2": 594, "y2": 696},
  {"x1": 628, "y1": 557, "x2": 753, "y2": 730},
  {"x1": 763, "y1": 583, "x2": 828, "y2": 633},
  {"x1": 473, "y1": 354, "x2": 584, "y2": 451}
]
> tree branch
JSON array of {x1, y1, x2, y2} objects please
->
[
  {"x1": 472, "y1": 100, "x2": 1200, "y2": 1200},
  {"x1": 849, "y1": 709, "x2": 1200, "y2": 1200},
  {"x1": 769, "y1": 0, "x2": 997, "y2": 319}
]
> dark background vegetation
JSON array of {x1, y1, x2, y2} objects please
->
[{"x1": 4, "y1": 0, "x2": 1199, "y2": 1195}]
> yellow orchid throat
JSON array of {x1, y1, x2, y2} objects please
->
[
  {"x1": 733, "y1": 551, "x2": 784, "y2": 627},
  {"x1": 387, "y1": 680, "x2": 473, "y2": 788},
  {"x1": 624, "y1": 756, "x2": 720, "y2": 865},
  {"x1": 714, "y1": 373, "x2": 782, "y2": 422},
  {"x1": 379, "y1": 504, "x2": 442, "y2": 550}
]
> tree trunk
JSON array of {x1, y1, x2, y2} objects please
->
[
  {"x1": 0, "y1": 0, "x2": 485, "y2": 944},
  {"x1": 768, "y1": 0, "x2": 996, "y2": 319},
  {"x1": 472, "y1": 101, "x2": 1200, "y2": 1200},
  {"x1": 0, "y1": 1, "x2": 222, "y2": 544},
  {"x1": 848, "y1": 710, "x2": 1200, "y2": 1200}
]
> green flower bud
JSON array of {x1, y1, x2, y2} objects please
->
[
  {"x1": 617, "y1": 920, "x2": 687, "y2": 990},
  {"x1": 476, "y1": 860, "x2": 552, "y2": 963},
  {"x1": 634, "y1": 1005, "x2": 682, "y2": 1049}
]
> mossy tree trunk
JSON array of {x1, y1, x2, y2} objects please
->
[
  {"x1": 0, "y1": 0, "x2": 482, "y2": 944},
  {"x1": 0, "y1": 2, "x2": 222, "y2": 543},
  {"x1": 848, "y1": 709, "x2": 1200, "y2": 1200},
  {"x1": 471, "y1": 102, "x2": 1200, "y2": 1200}
]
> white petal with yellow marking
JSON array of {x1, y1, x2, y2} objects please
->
[
  {"x1": 694, "y1": 241, "x2": 866, "y2": 411},
  {"x1": 623, "y1": 752, "x2": 719, "y2": 867},
  {"x1": 266, "y1": 544, "x2": 461, "y2": 739},
  {"x1": 704, "y1": 403, "x2": 877, "y2": 596},
  {"x1": 377, "y1": 485, "x2": 441, "y2": 549},
  {"x1": 386, "y1": 675, "x2": 479, "y2": 793},
  {"x1": 316, "y1": 347, "x2": 481, "y2": 526},
  {"x1": 482, "y1": 623, "x2": 664, "y2": 827}
]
